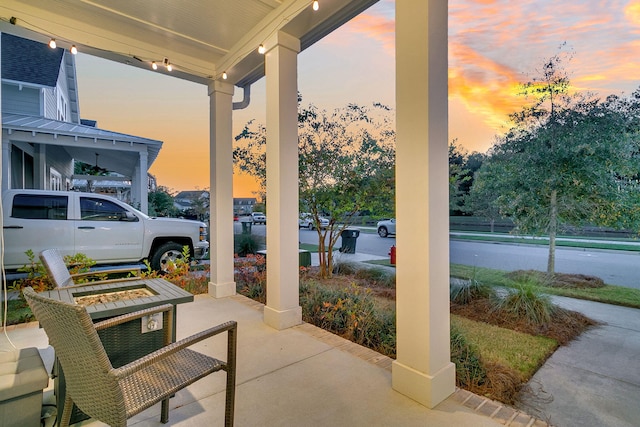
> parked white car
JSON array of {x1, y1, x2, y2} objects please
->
[
  {"x1": 1, "y1": 189, "x2": 209, "y2": 272},
  {"x1": 298, "y1": 213, "x2": 329, "y2": 230},
  {"x1": 251, "y1": 212, "x2": 266, "y2": 224},
  {"x1": 377, "y1": 218, "x2": 396, "y2": 237}
]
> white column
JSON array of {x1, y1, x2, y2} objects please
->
[
  {"x1": 137, "y1": 151, "x2": 148, "y2": 213},
  {"x1": 208, "y1": 80, "x2": 236, "y2": 298},
  {"x1": 263, "y1": 31, "x2": 302, "y2": 330},
  {"x1": 1, "y1": 142, "x2": 9, "y2": 192},
  {"x1": 392, "y1": 0, "x2": 456, "y2": 409},
  {"x1": 0, "y1": 32, "x2": 4, "y2": 193},
  {"x1": 35, "y1": 144, "x2": 46, "y2": 189}
]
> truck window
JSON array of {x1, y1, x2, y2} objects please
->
[
  {"x1": 11, "y1": 194, "x2": 68, "y2": 220},
  {"x1": 80, "y1": 197, "x2": 129, "y2": 221}
]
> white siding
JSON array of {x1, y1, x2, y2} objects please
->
[
  {"x1": 45, "y1": 146, "x2": 73, "y2": 188},
  {"x1": 43, "y1": 86, "x2": 56, "y2": 119},
  {"x1": 1, "y1": 84, "x2": 40, "y2": 115},
  {"x1": 55, "y1": 60, "x2": 70, "y2": 121}
]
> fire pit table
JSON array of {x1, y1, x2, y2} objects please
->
[{"x1": 40, "y1": 278, "x2": 194, "y2": 425}]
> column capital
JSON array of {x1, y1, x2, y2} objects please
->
[
  {"x1": 208, "y1": 80, "x2": 234, "y2": 96},
  {"x1": 264, "y1": 31, "x2": 300, "y2": 55}
]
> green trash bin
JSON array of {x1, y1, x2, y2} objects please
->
[
  {"x1": 241, "y1": 220, "x2": 252, "y2": 234},
  {"x1": 339, "y1": 229, "x2": 360, "y2": 254}
]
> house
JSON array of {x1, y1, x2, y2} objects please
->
[
  {"x1": 174, "y1": 190, "x2": 209, "y2": 220},
  {"x1": 233, "y1": 197, "x2": 257, "y2": 215},
  {"x1": 0, "y1": 33, "x2": 162, "y2": 213},
  {"x1": 174, "y1": 192, "x2": 257, "y2": 218},
  {"x1": 0, "y1": 1, "x2": 455, "y2": 410}
]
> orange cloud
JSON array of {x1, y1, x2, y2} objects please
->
[
  {"x1": 348, "y1": 13, "x2": 395, "y2": 56},
  {"x1": 624, "y1": 1, "x2": 640, "y2": 25},
  {"x1": 449, "y1": 42, "x2": 524, "y2": 132}
]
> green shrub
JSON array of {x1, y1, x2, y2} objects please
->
[
  {"x1": 492, "y1": 280, "x2": 556, "y2": 326},
  {"x1": 450, "y1": 277, "x2": 495, "y2": 304},
  {"x1": 354, "y1": 267, "x2": 396, "y2": 288},
  {"x1": 234, "y1": 233, "x2": 265, "y2": 257},
  {"x1": 332, "y1": 261, "x2": 359, "y2": 275},
  {"x1": 300, "y1": 280, "x2": 396, "y2": 357},
  {"x1": 450, "y1": 325, "x2": 486, "y2": 388},
  {"x1": 234, "y1": 255, "x2": 267, "y2": 303}
]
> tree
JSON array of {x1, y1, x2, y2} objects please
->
[
  {"x1": 234, "y1": 100, "x2": 395, "y2": 278},
  {"x1": 449, "y1": 139, "x2": 469, "y2": 214},
  {"x1": 148, "y1": 186, "x2": 179, "y2": 217},
  {"x1": 298, "y1": 103, "x2": 395, "y2": 277},
  {"x1": 466, "y1": 156, "x2": 503, "y2": 232},
  {"x1": 478, "y1": 51, "x2": 640, "y2": 274}
]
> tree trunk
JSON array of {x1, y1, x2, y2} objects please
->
[{"x1": 547, "y1": 189, "x2": 557, "y2": 274}]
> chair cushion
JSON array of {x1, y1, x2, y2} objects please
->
[{"x1": 0, "y1": 348, "x2": 49, "y2": 401}]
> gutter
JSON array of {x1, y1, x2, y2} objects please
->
[{"x1": 232, "y1": 85, "x2": 251, "y2": 110}]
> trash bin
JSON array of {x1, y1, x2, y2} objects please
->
[
  {"x1": 241, "y1": 220, "x2": 252, "y2": 234},
  {"x1": 339, "y1": 229, "x2": 360, "y2": 254}
]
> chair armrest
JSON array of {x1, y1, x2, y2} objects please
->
[
  {"x1": 94, "y1": 304, "x2": 174, "y2": 331},
  {"x1": 113, "y1": 320, "x2": 237, "y2": 379}
]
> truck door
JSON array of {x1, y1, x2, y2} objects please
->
[
  {"x1": 2, "y1": 193, "x2": 74, "y2": 269},
  {"x1": 74, "y1": 196, "x2": 144, "y2": 264}
]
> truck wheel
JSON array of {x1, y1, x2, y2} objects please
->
[{"x1": 151, "y1": 242, "x2": 185, "y2": 273}]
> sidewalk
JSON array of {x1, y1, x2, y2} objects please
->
[{"x1": 516, "y1": 297, "x2": 640, "y2": 427}]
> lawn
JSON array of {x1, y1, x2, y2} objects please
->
[{"x1": 452, "y1": 314, "x2": 557, "y2": 380}]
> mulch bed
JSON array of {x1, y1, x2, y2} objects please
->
[
  {"x1": 507, "y1": 269, "x2": 605, "y2": 289},
  {"x1": 450, "y1": 298, "x2": 598, "y2": 345}
]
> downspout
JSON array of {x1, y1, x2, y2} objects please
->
[{"x1": 232, "y1": 85, "x2": 251, "y2": 110}]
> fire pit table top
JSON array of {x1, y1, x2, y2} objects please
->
[{"x1": 40, "y1": 278, "x2": 194, "y2": 320}]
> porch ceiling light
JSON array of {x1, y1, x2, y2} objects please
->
[
  {"x1": 163, "y1": 57, "x2": 172, "y2": 71},
  {"x1": 258, "y1": 44, "x2": 266, "y2": 54},
  {"x1": 48, "y1": 38, "x2": 56, "y2": 49},
  {"x1": 222, "y1": 71, "x2": 228, "y2": 80},
  {"x1": 312, "y1": 1, "x2": 319, "y2": 11},
  {"x1": 151, "y1": 61, "x2": 158, "y2": 70},
  {"x1": 70, "y1": 45, "x2": 78, "y2": 55}
]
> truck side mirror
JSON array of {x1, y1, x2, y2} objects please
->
[{"x1": 121, "y1": 211, "x2": 139, "y2": 222}]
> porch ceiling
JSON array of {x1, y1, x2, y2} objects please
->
[{"x1": 0, "y1": 0, "x2": 379, "y2": 86}]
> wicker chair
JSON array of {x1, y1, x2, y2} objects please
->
[
  {"x1": 39, "y1": 248, "x2": 142, "y2": 288},
  {"x1": 23, "y1": 287, "x2": 237, "y2": 427}
]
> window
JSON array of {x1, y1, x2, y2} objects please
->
[
  {"x1": 80, "y1": 197, "x2": 133, "y2": 221},
  {"x1": 57, "y1": 94, "x2": 67, "y2": 121},
  {"x1": 12, "y1": 194, "x2": 68, "y2": 220}
]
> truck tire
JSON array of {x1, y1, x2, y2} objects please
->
[{"x1": 151, "y1": 242, "x2": 185, "y2": 273}]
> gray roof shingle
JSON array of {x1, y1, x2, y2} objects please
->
[{"x1": 1, "y1": 33, "x2": 64, "y2": 87}]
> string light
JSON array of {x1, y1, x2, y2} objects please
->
[
  {"x1": 48, "y1": 38, "x2": 56, "y2": 49},
  {"x1": 222, "y1": 71, "x2": 228, "y2": 80},
  {"x1": 163, "y1": 57, "x2": 172, "y2": 71},
  {"x1": 312, "y1": 1, "x2": 319, "y2": 11},
  {"x1": 258, "y1": 44, "x2": 266, "y2": 54},
  {"x1": 70, "y1": 45, "x2": 78, "y2": 55},
  {"x1": 151, "y1": 61, "x2": 157, "y2": 70}
]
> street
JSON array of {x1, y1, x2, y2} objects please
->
[{"x1": 241, "y1": 223, "x2": 640, "y2": 289}]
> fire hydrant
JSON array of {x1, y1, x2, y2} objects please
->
[{"x1": 389, "y1": 245, "x2": 396, "y2": 265}]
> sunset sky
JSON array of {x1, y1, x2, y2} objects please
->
[{"x1": 74, "y1": 0, "x2": 640, "y2": 197}]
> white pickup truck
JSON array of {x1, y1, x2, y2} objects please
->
[{"x1": 1, "y1": 189, "x2": 209, "y2": 272}]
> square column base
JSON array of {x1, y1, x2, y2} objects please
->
[
  {"x1": 392, "y1": 360, "x2": 456, "y2": 408},
  {"x1": 263, "y1": 305, "x2": 302, "y2": 330},
  {"x1": 208, "y1": 281, "x2": 236, "y2": 298}
]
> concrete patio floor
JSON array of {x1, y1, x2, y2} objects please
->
[{"x1": 1, "y1": 293, "x2": 546, "y2": 427}]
